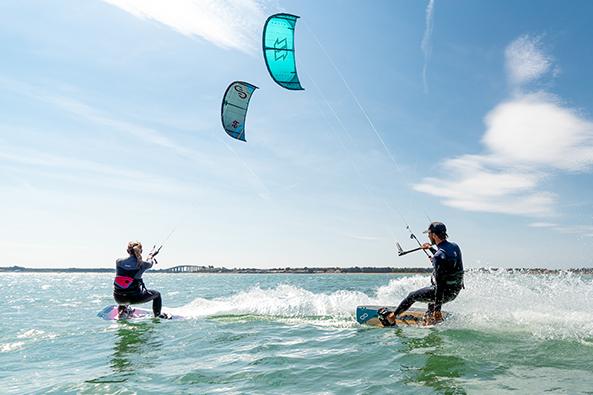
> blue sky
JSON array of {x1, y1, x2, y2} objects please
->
[{"x1": 1, "y1": 0, "x2": 593, "y2": 269}]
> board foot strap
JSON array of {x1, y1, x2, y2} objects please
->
[{"x1": 377, "y1": 307, "x2": 397, "y2": 327}]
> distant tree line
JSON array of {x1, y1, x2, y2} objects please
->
[{"x1": 1, "y1": 265, "x2": 592, "y2": 274}]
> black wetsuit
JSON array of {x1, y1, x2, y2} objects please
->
[
  {"x1": 113, "y1": 255, "x2": 163, "y2": 316},
  {"x1": 394, "y1": 240, "x2": 464, "y2": 315}
]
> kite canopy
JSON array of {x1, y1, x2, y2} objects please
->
[
  {"x1": 221, "y1": 81, "x2": 258, "y2": 142},
  {"x1": 262, "y1": 13, "x2": 304, "y2": 90}
]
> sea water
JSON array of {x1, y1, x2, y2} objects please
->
[{"x1": 1, "y1": 271, "x2": 593, "y2": 394}]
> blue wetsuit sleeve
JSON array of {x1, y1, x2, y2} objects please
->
[{"x1": 141, "y1": 260, "x2": 154, "y2": 271}]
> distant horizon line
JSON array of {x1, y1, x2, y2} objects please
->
[{"x1": 1, "y1": 265, "x2": 592, "y2": 274}]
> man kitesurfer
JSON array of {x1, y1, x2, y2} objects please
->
[
  {"x1": 113, "y1": 241, "x2": 171, "y2": 319},
  {"x1": 379, "y1": 222, "x2": 464, "y2": 326}
]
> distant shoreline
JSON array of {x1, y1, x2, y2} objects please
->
[
  {"x1": 1, "y1": 265, "x2": 592, "y2": 275},
  {"x1": 0, "y1": 265, "x2": 432, "y2": 274}
]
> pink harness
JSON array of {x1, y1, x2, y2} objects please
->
[{"x1": 114, "y1": 275, "x2": 134, "y2": 289}]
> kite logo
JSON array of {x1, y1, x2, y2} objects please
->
[
  {"x1": 222, "y1": 80, "x2": 257, "y2": 141},
  {"x1": 273, "y1": 38, "x2": 288, "y2": 61},
  {"x1": 234, "y1": 84, "x2": 248, "y2": 99},
  {"x1": 262, "y1": 14, "x2": 303, "y2": 90}
]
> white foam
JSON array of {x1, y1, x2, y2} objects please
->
[
  {"x1": 0, "y1": 342, "x2": 24, "y2": 352},
  {"x1": 16, "y1": 329, "x2": 58, "y2": 341},
  {"x1": 447, "y1": 270, "x2": 593, "y2": 340},
  {"x1": 366, "y1": 270, "x2": 593, "y2": 340},
  {"x1": 168, "y1": 272, "x2": 593, "y2": 340},
  {"x1": 169, "y1": 283, "x2": 374, "y2": 320}
]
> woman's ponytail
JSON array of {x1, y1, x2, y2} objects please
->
[{"x1": 127, "y1": 241, "x2": 143, "y2": 267}]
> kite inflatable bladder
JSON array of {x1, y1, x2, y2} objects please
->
[
  {"x1": 263, "y1": 13, "x2": 304, "y2": 90},
  {"x1": 221, "y1": 81, "x2": 258, "y2": 141}
]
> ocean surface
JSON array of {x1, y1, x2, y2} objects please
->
[{"x1": 2, "y1": 271, "x2": 593, "y2": 394}]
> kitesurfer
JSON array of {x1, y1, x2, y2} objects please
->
[
  {"x1": 379, "y1": 222, "x2": 464, "y2": 326},
  {"x1": 113, "y1": 241, "x2": 171, "y2": 319}
]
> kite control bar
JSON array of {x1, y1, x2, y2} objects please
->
[
  {"x1": 147, "y1": 245, "x2": 162, "y2": 264},
  {"x1": 146, "y1": 228, "x2": 176, "y2": 265},
  {"x1": 395, "y1": 225, "x2": 433, "y2": 259},
  {"x1": 395, "y1": 242, "x2": 425, "y2": 257}
]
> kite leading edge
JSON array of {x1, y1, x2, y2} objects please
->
[
  {"x1": 262, "y1": 13, "x2": 304, "y2": 90},
  {"x1": 221, "y1": 81, "x2": 258, "y2": 142}
]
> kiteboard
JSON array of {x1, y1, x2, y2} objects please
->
[
  {"x1": 97, "y1": 305, "x2": 181, "y2": 321},
  {"x1": 356, "y1": 306, "x2": 448, "y2": 328}
]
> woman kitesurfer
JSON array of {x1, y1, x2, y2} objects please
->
[{"x1": 113, "y1": 241, "x2": 171, "y2": 319}]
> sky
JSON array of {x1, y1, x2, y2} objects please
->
[{"x1": 1, "y1": 0, "x2": 593, "y2": 269}]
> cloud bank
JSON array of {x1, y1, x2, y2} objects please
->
[
  {"x1": 414, "y1": 35, "x2": 593, "y2": 220},
  {"x1": 103, "y1": 0, "x2": 266, "y2": 53}
]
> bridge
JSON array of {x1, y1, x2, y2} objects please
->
[{"x1": 165, "y1": 265, "x2": 212, "y2": 273}]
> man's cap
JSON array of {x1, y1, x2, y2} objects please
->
[{"x1": 423, "y1": 222, "x2": 447, "y2": 235}]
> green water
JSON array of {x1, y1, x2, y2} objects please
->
[{"x1": 2, "y1": 272, "x2": 592, "y2": 394}]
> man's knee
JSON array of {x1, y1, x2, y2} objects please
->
[
  {"x1": 402, "y1": 291, "x2": 416, "y2": 303},
  {"x1": 146, "y1": 290, "x2": 161, "y2": 303},
  {"x1": 407, "y1": 288, "x2": 428, "y2": 301},
  {"x1": 444, "y1": 287, "x2": 462, "y2": 303}
]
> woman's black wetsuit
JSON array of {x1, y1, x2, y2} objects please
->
[{"x1": 113, "y1": 255, "x2": 163, "y2": 316}]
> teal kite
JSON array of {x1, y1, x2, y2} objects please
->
[
  {"x1": 262, "y1": 13, "x2": 304, "y2": 90},
  {"x1": 221, "y1": 81, "x2": 258, "y2": 142}
]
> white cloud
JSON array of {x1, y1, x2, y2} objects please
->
[
  {"x1": 483, "y1": 94, "x2": 593, "y2": 170},
  {"x1": 414, "y1": 171, "x2": 539, "y2": 200},
  {"x1": 0, "y1": 146, "x2": 194, "y2": 195},
  {"x1": 421, "y1": 0, "x2": 435, "y2": 93},
  {"x1": 443, "y1": 192, "x2": 556, "y2": 217},
  {"x1": 555, "y1": 224, "x2": 593, "y2": 235},
  {"x1": 505, "y1": 34, "x2": 551, "y2": 86},
  {"x1": 345, "y1": 234, "x2": 382, "y2": 241},
  {"x1": 103, "y1": 0, "x2": 266, "y2": 53},
  {"x1": 414, "y1": 34, "x2": 593, "y2": 219},
  {"x1": 0, "y1": 77, "x2": 272, "y2": 199},
  {"x1": 29, "y1": 92, "x2": 194, "y2": 157},
  {"x1": 414, "y1": 166, "x2": 556, "y2": 217},
  {"x1": 0, "y1": 76, "x2": 191, "y2": 154},
  {"x1": 529, "y1": 222, "x2": 557, "y2": 228}
]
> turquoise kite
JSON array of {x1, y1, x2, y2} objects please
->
[
  {"x1": 262, "y1": 13, "x2": 304, "y2": 90},
  {"x1": 221, "y1": 81, "x2": 258, "y2": 142}
]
